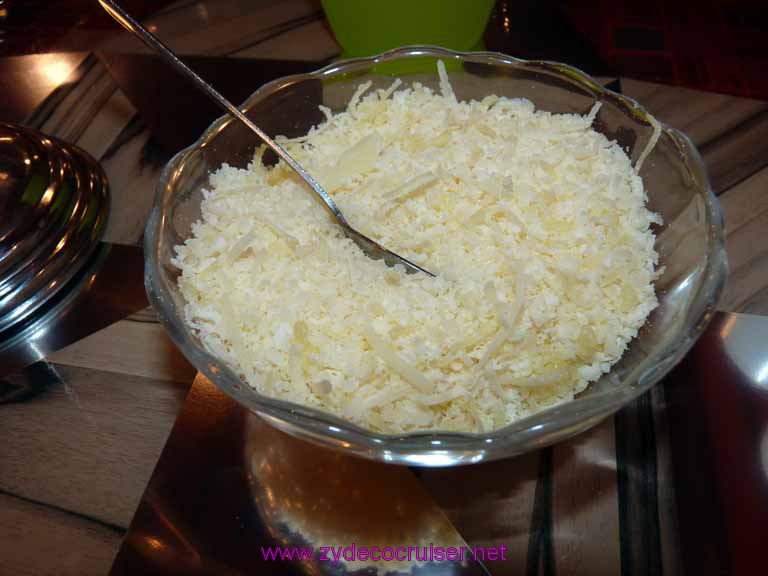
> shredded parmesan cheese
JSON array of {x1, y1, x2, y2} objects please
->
[
  {"x1": 437, "y1": 60, "x2": 456, "y2": 102},
  {"x1": 173, "y1": 63, "x2": 660, "y2": 433},
  {"x1": 364, "y1": 326, "x2": 433, "y2": 393},
  {"x1": 635, "y1": 111, "x2": 662, "y2": 172},
  {"x1": 585, "y1": 101, "x2": 602, "y2": 125}
]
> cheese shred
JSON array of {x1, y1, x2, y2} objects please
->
[
  {"x1": 173, "y1": 63, "x2": 660, "y2": 433},
  {"x1": 634, "y1": 112, "x2": 662, "y2": 172}
]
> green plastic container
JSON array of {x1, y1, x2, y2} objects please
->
[{"x1": 322, "y1": 0, "x2": 495, "y2": 58}]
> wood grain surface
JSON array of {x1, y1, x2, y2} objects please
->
[
  {"x1": 0, "y1": 493, "x2": 122, "y2": 576},
  {"x1": 48, "y1": 313, "x2": 197, "y2": 383},
  {"x1": 0, "y1": 364, "x2": 188, "y2": 528}
]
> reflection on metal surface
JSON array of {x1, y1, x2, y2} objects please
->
[
  {"x1": 0, "y1": 122, "x2": 109, "y2": 334},
  {"x1": 759, "y1": 364, "x2": 768, "y2": 386},
  {"x1": 111, "y1": 377, "x2": 489, "y2": 575},
  {"x1": 721, "y1": 313, "x2": 768, "y2": 391},
  {"x1": 666, "y1": 312, "x2": 768, "y2": 575},
  {"x1": 246, "y1": 417, "x2": 481, "y2": 575},
  {"x1": 145, "y1": 537, "x2": 165, "y2": 551},
  {"x1": 38, "y1": 55, "x2": 74, "y2": 84},
  {"x1": 0, "y1": 361, "x2": 62, "y2": 404},
  {"x1": 761, "y1": 428, "x2": 768, "y2": 485},
  {"x1": 0, "y1": 243, "x2": 147, "y2": 382},
  {"x1": 719, "y1": 314, "x2": 737, "y2": 338}
]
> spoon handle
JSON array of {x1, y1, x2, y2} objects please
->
[
  {"x1": 97, "y1": 0, "x2": 348, "y2": 228},
  {"x1": 99, "y1": 0, "x2": 434, "y2": 277}
]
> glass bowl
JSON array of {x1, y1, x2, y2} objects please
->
[{"x1": 144, "y1": 46, "x2": 727, "y2": 466}]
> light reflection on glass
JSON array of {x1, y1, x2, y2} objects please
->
[
  {"x1": 675, "y1": 270, "x2": 696, "y2": 296},
  {"x1": 403, "y1": 452, "x2": 455, "y2": 466}
]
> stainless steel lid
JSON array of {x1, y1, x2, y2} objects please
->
[{"x1": 0, "y1": 122, "x2": 109, "y2": 334}]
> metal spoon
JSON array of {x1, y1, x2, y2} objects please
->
[{"x1": 98, "y1": 0, "x2": 433, "y2": 277}]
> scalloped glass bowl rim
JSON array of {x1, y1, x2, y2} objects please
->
[{"x1": 144, "y1": 45, "x2": 727, "y2": 465}]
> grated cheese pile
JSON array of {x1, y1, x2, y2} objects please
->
[{"x1": 173, "y1": 64, "x2": 661, "y2": 434}]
